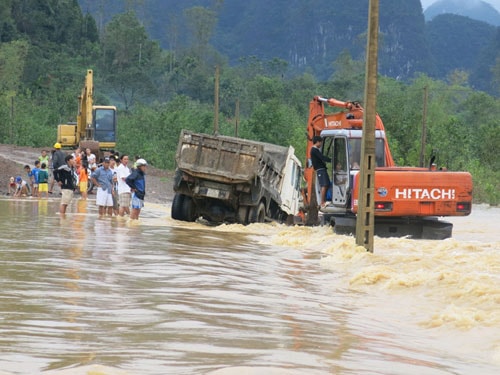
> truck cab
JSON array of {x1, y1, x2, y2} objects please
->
[{"x1": 279, "y1": 148, "x2": 303, "y2": 215}]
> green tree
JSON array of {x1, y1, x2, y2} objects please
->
[
  {"x1": 326, "y1": 50, "x2": 365, "y2": 100},
  {"x1": 184, "y1": 6, "x2": 217, "y2": 63},
  {"x1": 460, "y1": 92, "x2": 500, "y2": 172},
  {"x1": 118, "y1": 95, "x2": 214, "y2": 169},
  {"x1": 377, "y1": 75, "x2": 426, "y2": 166},
  {"x1": 0, "y1": 0, "x2": 18, "y2": 42},
  {"x1": 491, "y1": 57, "x2": 500, "y2": 97},
  {"x1": 0, "y1": 40, "x2": 29, "y2": 142},
  {"x1": 101, "y1": 11, "x2": 161, "y2": 110}
]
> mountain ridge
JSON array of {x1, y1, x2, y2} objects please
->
[
  {"x1": 76, "y1": 0, "x2": 499, "y2": 94},
  {"x1": 424, "y1": 0, "x2": 500, "y2": 25}
]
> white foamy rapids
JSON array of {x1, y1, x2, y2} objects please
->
[{"x1": 251, "y1": 205, "x2": 500, "y2": 331}]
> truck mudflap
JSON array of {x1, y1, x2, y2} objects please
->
[{"x1": 329, "y1": 215, "x2": 453, "y2": 240}]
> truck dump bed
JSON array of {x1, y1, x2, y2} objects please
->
[{"x1": 175, "y1": 130, "x2": 291, "y2": 185}]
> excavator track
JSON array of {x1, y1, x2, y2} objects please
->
[{"x1": 330, "y1": 215, "x2": 453, "y2": 240}]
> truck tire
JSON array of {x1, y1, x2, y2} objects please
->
[
  {"x1": 249, "y1": 202, "x2": 266, "y2": 223},
  {"x1": 237, "y1": 206, "x2": 249, "y2": 224},
  {"x1": 171, "y1": 193, "x2": 185, "y2": 220},
  {"x1": 181, "y1": 195, "x2": 197, "y2": 222},
  {"x1": 306, "y1": 172, "x2": 320, "y2": 225}
]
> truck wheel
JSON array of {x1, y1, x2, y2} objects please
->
[
  {"x1": 237, "y1": 206, "x2": 249, "y2": 224},
  {"x1": 182, "y1": 195, "x2": 197, "y2": 222},
  {"x1": 171, "y1": 193, "x2": 185, "y2": 220},
  {"x1": 306, "y1": 172, "x2": 320, "y2": 225},
  {"x1": 249, "y1": 202, "x2": 266, "y2": 223}
]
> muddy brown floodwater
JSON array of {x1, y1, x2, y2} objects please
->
[{"x1": 0, "y1": 195, "x2": 498, "y2": 375}]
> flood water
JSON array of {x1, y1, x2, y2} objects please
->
[{"x1": 0, "y1": 197, "x2": 498, "y2": 375}]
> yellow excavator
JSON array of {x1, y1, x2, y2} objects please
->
[{"x1": 57, "y1": 69, "x2": 117, "y2": 159}]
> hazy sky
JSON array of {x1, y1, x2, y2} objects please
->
[{"x1": 420, "y1": 0, "x2": 500, "y2": 12}]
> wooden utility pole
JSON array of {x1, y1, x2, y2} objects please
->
[
  {"x1": 355, "y1": 0, "x2": 379, "y2": 253},
  {"x1": 213, "y1": 65, "x2": 220, "y2": 135},
  {"x1": 419, "y1": 85, "x2": 428, "y2": 167}
]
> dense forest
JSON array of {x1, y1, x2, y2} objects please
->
[
  {"x1": 77, "y1": 0, "x2": 500, "y2": 94},
  {"x1": 0, "y1": 0, "x2": 498, "y2": 204}
]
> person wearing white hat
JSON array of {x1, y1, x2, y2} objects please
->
[{"x1": 125, "y1": 158, "x2": 147, "y2": 220}]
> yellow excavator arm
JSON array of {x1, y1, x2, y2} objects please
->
[{"x1": 57, "y1": 69, "x2": 117, "y2": 157}]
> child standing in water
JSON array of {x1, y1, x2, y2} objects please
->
[
  {"x1": 37, "y1": 163, "x2": 49, "y2": 198},
  {"x1": 79, "y1": 164, "x2": 89, "y2": 200}
]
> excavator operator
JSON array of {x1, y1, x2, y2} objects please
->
[{"x1": 310, "y1": 135, "x2": 332, "y2": 208}]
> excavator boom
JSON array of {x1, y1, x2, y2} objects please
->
[{"x1": 56, "y1": 70, "x2": 117, "y2": 159}]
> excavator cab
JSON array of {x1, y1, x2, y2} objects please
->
[
  {"x1": 310, "y1": 134, "x2": 351, "y2": 211},
  {"x1": 320, "y1": 130, "x2": 390, "y2": 210},
  {"x1": 93, "y1": 106, "x2": 117, "y2": 145},
  {"x1": 347, "y1": 136, "x2": 388, "y2": 168},
  {"x1": 330, "y1": 136, "x2": 350, "y2": 207}
]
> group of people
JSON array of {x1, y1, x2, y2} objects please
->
[
  {"x1": 9, "y1": 142, "x2": 148, "y2": 220},
  {"x1": 8, "y1": 159, "x2": 50, "y2": 198}
]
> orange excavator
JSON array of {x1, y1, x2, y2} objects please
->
[{"x1": 303, "y1": 96, "x2": 473, "y2": 239}]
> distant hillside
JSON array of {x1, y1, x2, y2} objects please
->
[
  {"x1": 424, "y1": 0, "x2": 500, "y2": 26},
  {"x1": 77, "y1": 0, "x2": 499, "y2": 95},
  {"x1": 426, "y1": 13, "x2": 497, "y2": 75},
  {"x1": 78, "y1": 0, "x2": 432, "y2": 80}
]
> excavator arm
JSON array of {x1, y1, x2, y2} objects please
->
[
  {"x1": 76, "y1": 69, "x2": 94, "y2": 144},
  {"x1": 56, "y1": 69, "x2": 117, "y2": 159}
]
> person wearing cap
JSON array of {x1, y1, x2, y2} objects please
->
[
  {"x1": 91, "y1": 157, "x2": 114, "y2": 216},
  {"x1": 12, "y1": 176, "x2": 29, "y2": 197},
  {"x1": 50, "y1": 142, "x2": 66, "y2": 194},
  {"x1": 54, "y1": 154, "x2": 76, "y2": 214},
  {"x1": 125, "y1": 158, "x2": 147, "y2": 220}
]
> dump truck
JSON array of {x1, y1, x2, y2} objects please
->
[
  {"x1": 303, "y1": 96, "x2": 473, "y2": 239},
  {"x1": 172, "y1": 130, "x2": 303, "y2": 224}
]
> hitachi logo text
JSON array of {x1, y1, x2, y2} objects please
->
[{"x1": 395, "y1": 188, "x2": 455, "y2": 200}]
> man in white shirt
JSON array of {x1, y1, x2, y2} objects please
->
[{"x1": 116, "y1": 154, "x2": 132, "y2": 216}]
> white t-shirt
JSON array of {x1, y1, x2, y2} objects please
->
[
  {"x1": 87, "y1": 153, "x2": 97, "y2": 169},
  {"x1": 116, "y1": 163, "x2": 131, "y2": 194}
]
